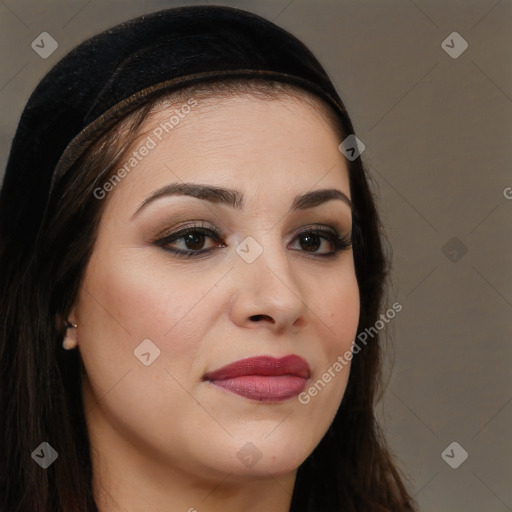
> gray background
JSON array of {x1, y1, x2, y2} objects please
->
[{"x1": 1, "y1": 1, "x2": 511, "y2": 510}]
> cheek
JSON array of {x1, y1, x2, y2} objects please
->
[
  {"x1": 75, "y1": 246, "x2": 229, "y2": 382},
  {"x1": 300, "y1": 267, "x2": 359, "y2": 411},
  {"x1": 83, "y1": 248, "x2": 198, "y2": 336},
  {"x1": 75, "y1": 248, "x2": 227, "y2": 462},
  {"x1": 321, "y1": 266, "x2": 360, "y2": 350}
]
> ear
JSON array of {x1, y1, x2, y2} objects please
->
[
  {"x1": 66, "y1": 307, "x2": 77, "y2": 327},
  {"x1": 60, "y1": 309, "x2": 79, "y2": 350},
  {"x1": 54, "y1": 311, "x2": 73, "y2": 331},
  {"x1": 55, "y1": 306, "x2": 78, "y2": 326}
]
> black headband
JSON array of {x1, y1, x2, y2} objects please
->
[{"x1": 1, "y1": 5, "x2": 351, "y2": 256}]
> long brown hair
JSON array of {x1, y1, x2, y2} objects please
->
[{"x1": 0, "y1": 78, "x2": 416, "y2": 511}]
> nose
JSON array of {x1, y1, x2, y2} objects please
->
[{"x1": 228, "y1": 239, "x2": 308, "y2": 334}]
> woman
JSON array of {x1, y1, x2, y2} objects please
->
[{"x1": 0, "y1": 5, "x2": 416, "y2": 511}]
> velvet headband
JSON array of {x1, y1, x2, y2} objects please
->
[{"x1": 1, "y1": 5, "x2": 351, "y2": 259}]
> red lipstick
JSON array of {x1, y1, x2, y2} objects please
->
[{"x1": 203, "y1": 355, "x2": 310, "y2": 402}]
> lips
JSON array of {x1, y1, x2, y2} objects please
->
[{"x1": 203, "y1": 355, "x2": 310, "y2": 402}]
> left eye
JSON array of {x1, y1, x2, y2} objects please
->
[{"x1": 289, "y1": 228, "x2": 351, "y2": 255}]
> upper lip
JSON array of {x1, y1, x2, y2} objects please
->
[{"x1": 203, "y1": 355, "x2": 311, "y2": 381}]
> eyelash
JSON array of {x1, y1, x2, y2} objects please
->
[{"x1": 154, "y1": 222, "x2": 352, "y2": 259}]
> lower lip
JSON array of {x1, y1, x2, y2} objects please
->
[{"x1": 209, "y1": 375, "x2": 308, "y2": 402}]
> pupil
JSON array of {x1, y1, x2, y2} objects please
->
[
  {"x1": 301, "y1": 234, "x2": 320, "y2": 251},
  {"x1": 185, "y1": 233, "x2": 205, "y2": 250}
]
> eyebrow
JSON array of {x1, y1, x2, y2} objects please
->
[{"x1": 131, "y1": 182, "x2": 352, "y2": 220}]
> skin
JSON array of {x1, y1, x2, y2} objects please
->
[{"x1": 69, "y1": 93, "x2": 360, "y2": 512}]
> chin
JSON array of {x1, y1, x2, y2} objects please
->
[{"x1": 201, "y1": 436, "x2": 311, "y2": 478}]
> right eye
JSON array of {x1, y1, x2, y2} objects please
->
[{"x1": 154, "y1": 225, "x2": 226, "y2": 258}]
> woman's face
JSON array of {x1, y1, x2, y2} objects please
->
[{"x1": 73, "y1": 92, "x2": 360, "y2": 483}]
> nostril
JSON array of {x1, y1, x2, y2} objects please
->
[{"x1": 250, "y1": 314, "x2": 273, "y2": 322}]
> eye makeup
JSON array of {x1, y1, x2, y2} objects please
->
[{"x1": 152, "y1": 221, "x2": 351, "y2": 260}]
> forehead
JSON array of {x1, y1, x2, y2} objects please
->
[{"x1": 108, "y1": 93, "x2": 350, "y2": 206}]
